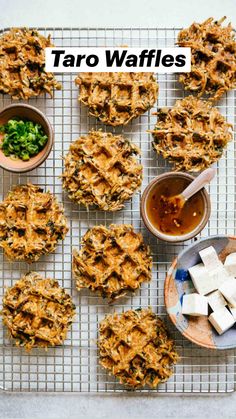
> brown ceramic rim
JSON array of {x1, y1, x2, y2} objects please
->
[
  {"x1": 140, "y1": 172, "x2": 211, "y2": 243},
  {"x1": 0, "y1": 104, "x2": 54, "y2": 173}
]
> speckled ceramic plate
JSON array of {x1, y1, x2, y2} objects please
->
[{"x1": 165, "y1": 236, "x2": 236, "y2": 349}]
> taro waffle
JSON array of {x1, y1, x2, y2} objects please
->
[
  {"x1": 73, "y1": 224, "x2": 152, "y2": 301},
  {"x1": 98, "y1": 308, "x2": 179, "y2": 388},
  {"x1": 75, "y1": 72, "x2": 158, "y2": 126},
  {"x1": 0, "y1": 28, "x2": 61, "y2": 99},
  {"x1": 62, "y1": 131, "x2": 143, "y2": 211},
  {"x1": 1, "y1": 272, "x2": 75, "y2": 351},
  {"x1": 177, "y1": 17, "x2": 236, "y2": 101},
  {"x1": 0, "y1": 184, "x2": 68, "y2": 263},
  {"x1": 151, "y1": 95, "x2": 232, "y2": 172}
]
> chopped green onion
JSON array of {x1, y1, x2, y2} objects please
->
[{"x1": 0, "y1": 118, "x2": 48, "y2": 161}]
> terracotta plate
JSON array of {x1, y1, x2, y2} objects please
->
[{"x1": 165, "y1": 236, "x2": 236, "y2": 349}]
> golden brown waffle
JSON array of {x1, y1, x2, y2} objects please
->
[
  {"x1": 2, "y1": 272, "x2": 75, "y2": 351},
  {"x1": 75, "y1": 72, "x2": 158, "y2": 126},
  {"x1": 73, "y1": 224, "x2": 152, "y2": 300},
  {"x1": 177, "y1": 17, "x2": 236, "y2": 101},
  {"x1": 0, "y1": 184, "x2": 68, "y2": 263},
  {"x1": 151, "y1": 96, "x2": 232, "y2": 172},
  {"x1": 99, "y1": 308, "x2": 179, "y2": 388},
  {"x1": 0, "y1": 28, "x2": 61, "y2": 99},
  {"x1": 62, "y1": 131, "x2": 143, "y2": 211}
]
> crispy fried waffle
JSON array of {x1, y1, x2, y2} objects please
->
[
  {"x1": 0, "y1": 184, "x2": 68, "y2": 263},
  {"x1": 62, "y1": 131, "x2": 143, "y2": 211},
  {"x1": 177, "y1": 17, "x2": 236, "y2": 101},
  {"x1": 1, "y1": 272, "x2": 75, "y2": 351},
  {"x1": 99, "y1": 308, "x2": 179, "y2": 388},
  {"x1": 75, "y1": 72, "x2": 158, "y2": 126},
  {"x1": 151, "y1": 95, "x2": 232, "y2": 172},
  {"x1": 73, "y1": 224, "x2": 152, "y2": 300},
  {"x1": 0, "y1": 28, "x2": 61, "y2": 99}
]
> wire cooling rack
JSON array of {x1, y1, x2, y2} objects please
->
[{"x1": 0, "y1": 27, "x2": 235, "y2": 394}]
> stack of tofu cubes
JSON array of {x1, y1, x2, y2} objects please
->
[{"x1": 182, "y1": 246, "x2": 236, "y2": 335}]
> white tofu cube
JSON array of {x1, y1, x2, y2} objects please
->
[
  {"x1": 182, "y1": 293, "x2": 208, "y2": 316},
  {"x1": 219, "y1": 278, "x2": 236, "y2": 307},
  {"x1": 209, "y1": 266, "x2": 230, "y2": 288},
  {"x1": 188, "y1": 263, "x2": 218, "y2": 295},
  {"x1": 199, "y1": 246, "x2": 223, "y2": 270},
  {"x1": 228, "y1": 304, "x2": 236, "y2": 321},
  {"x1": 224, "y1": 253, "x2": 236, "y2": 277},
  {"x1": 207, "y1": 290, "x2": 227, "y2": 311},
  {"x1": 208, "y1": 307, "x2": 235, "y2": 335},
  {"x1": 188, "y1": 264, "x2": 211, "y2": 294},
  {"x1": 188, "y1": 263, "x2": 207, "y2": 281}
]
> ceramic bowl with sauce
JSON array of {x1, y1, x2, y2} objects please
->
[
  {"x1": 0, "y1": 104, "x2": 53, "y2": 173},
  {"x1": 141, "y1": 172, "x2": 211, "y2": 243}
]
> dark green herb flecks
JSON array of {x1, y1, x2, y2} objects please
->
[{"x1": 0, "y1": 118, "x2": 48, "y2": 161}]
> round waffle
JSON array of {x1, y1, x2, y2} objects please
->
[
  {"x1": 177, "y1": 17, "x2": 236, "y2": 101},
  {"x1": 151, "y1": 95, "x2": 232, "y2": 172},
  {"x1": 0, "y1": 28, "x2": 61, "y2": 99},
  {"x1": 73, "y1": 224, "x2": 152, "y2": 301},
  {"x1": 62, "y1": 131, "x2": 143, "y2": 211},
  {"x1": 0, "y1": 184, "x2": 68, "y2": 263},
  {"x1": 99, "y1": 308, "x2": 179, "y2": 388},
  {"x1": 2, "y1": 272, "x2": 75, "y2": 351},
  {"x1": 75, "y1": 72, "x2": 158, "y2": 126}
]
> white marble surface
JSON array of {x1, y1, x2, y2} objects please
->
[{"x1": 0, "y1": 0, "x2": 236, "y2": 417}]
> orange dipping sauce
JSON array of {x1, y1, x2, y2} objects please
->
[{"x1": 146, "y1": 177, "x2": 205, "y2": 236}]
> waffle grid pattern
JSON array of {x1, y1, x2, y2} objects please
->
[
  {"x1": 99, "y1": 308, "x2": 178, "y2": 388},
  {"x1": 0, "y1": 28, "x2": 61, "y2": 99},
  {"x1": 62, "y1": 131, "x2": 143, "y2": 211},
  {"x1": 177, "y1": 17, "x2": 236, "y2": 101},
  {"x1": 0, "y1": 184, "x2": 68, "y2": 262},
  {"x1": 2, "y1": 272, "x2": 75, "y2": 350},
  {"x1": 73, "y1": 225, "x2": 152, "y2": 300},
  {"x1": 75, "y1": 72, "x2": 158, "y2": 126},
  {"x1": 152, "y1": 95, "x2": 232, "y2": 172}
]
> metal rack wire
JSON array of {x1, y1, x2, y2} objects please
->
[{"x1": 0, "y1": 27, "x2": 235, "y2": 393}]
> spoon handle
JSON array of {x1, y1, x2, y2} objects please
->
[{"x1": 182, "y1": 168, "x2": 216, "y2": 201}]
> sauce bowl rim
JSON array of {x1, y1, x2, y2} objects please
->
[{"x1": 140, "y1": 171, "x2": 211, "y2": 243}]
